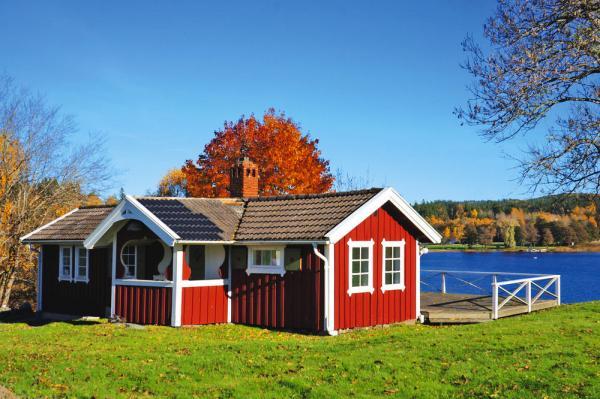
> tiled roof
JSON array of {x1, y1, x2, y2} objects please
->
[
  {"x1": 136, "y1": 197, "x2": 244, "y2": 241},
  {"x1": 22, "y1": 206, "x2": 115, "y2": 242},
  {"x1": 234, "y1": 188, "x2": 382, "y2": 241}
]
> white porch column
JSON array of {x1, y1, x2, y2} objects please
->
[
  {"x1": 110, "y1": 236, "x2": 117, "y2": 317},
  {"x1": 171, "y1": 244, "x2": 183, "y2": 327},
  {"x1": 227, "y1": 245, "x2": 232, "y2": 323},
  {"x1": 326, "y1": 242, "x2": 336, "y2": 335}
]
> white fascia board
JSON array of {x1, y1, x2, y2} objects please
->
[
  {"x1": 325, "y1": 187, "x2": 442, "y2": 244},
  {"x1": 233, "y1": 240, "x2": 329, "y2": 245},
  {"x1": 20, "y1": 208, "x2": 80, "y2": 242},
  {"x1": 84, "y1": 196, "x2": 181, "y2": 249}
]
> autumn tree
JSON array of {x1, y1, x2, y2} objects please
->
[
  {"x1": 542, "y1": 228, "x2": 555, "y2": 245},
  {"x1": 0, "y1": 75, "x2": 111, "y2": 309},
  {"x1": 182, "y1": 110, "x2": 333, "y2": 197},
  {"x1": 157, "y1": 168, "x2": 187, "y2": 197},
  {"x1": 458, "y1": 0, "x2": 600, "y2": 194}
]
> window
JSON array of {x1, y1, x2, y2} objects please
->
[
  {"x1": 75, "y1": 247, "x2": 89, "y2": 282},
  {"x1": 58, "y1": 246, "x2": 72, "y2": 281},
  {"x1": 247, "y1": 246, "x2": 285, "y2": 276},
  {"x1": 121, "y1": 243, "x2": 137, "y2": 279},
  {"x1": 347, "y1": 239, "x2": 374, "y2": 295},
  {"x1": 381, "y1": 240, "x2": 405, "y2": 292}
]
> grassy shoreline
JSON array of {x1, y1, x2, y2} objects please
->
[
  {"x1": 426, "y1": 243, "x2": 600, "y2": 253},
  {"x1": 1, "y1": 303, "x2": 599, "y2": 398}
]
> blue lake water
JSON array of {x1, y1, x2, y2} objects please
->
[{"x1": 421, "y1": 252, "x2": 599, "y2": 304}]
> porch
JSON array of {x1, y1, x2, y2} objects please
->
[{"x1": 420, "y1": 270, "x2": 561, "y2": 323}]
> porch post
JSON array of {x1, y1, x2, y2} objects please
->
[
  {"x1": 110, "y1": 235, "x2": 117, "y2": 317},
  {"x1": 36, "y1": 246, "x2": 43, "y2": 312},
  {"x1": 171, "y1": 244, "x2": 183, "y2": 327},
  {"x1": 326, "y1": 242, "x2": 336, "y2": 334},
  {"x1": 227, "y1": 245, "x2": 232, "y2": 323},
  {"x1": 415, "y1": 240, "x2": 421, "y2": 320}
]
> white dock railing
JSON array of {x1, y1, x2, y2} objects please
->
[{"x1": 422, "y1": 270, "x2": 561, "y2": 320}]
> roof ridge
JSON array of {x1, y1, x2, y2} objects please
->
[
  {"x1": 79, "y1": 204, "x2": 117, "y2": 209},
  {"x1": 245, "y1": 188, "x2": 383, "y2": 202}
]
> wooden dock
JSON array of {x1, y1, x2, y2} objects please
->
[{"x1": 421, "y1": 292, "x2": 559, "y2": 324}]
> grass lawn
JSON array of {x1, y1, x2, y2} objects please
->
[{"x1": 1, "y1": 303, "x2": 599, "y2": 398}]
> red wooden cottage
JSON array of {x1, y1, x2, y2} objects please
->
[{"x1": 22, "y1": 159, "x2": 441, "y2": 334}]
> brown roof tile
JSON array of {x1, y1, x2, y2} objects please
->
[
  {"x1": 234, "y1": 188, "x2": 382, "y2": 241},
  {"x1": 22, "y1": 205, "x2": 115, "y2": 242}
]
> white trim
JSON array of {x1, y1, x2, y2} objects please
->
[
  {"x1": 74, "y1": 246, "x2": 90, "y2": 283},
  {"x1": 110, "y1": 236, "x2": 117, "y2": 317},
  {"x1": 326, "y1": 188, "x2": 442, "y2": 244},
  {"x1": 58, "y1": 246, "x2": 73, "y2": 282},
  {"x1": 180, "y1": 279, "x2": 227, "y2": 287},
  {"x1": 36, "y1": 247, "x2": 43, "y2": 312},
  {"x1": 347, "y1": 239, "x2": 374, "y2": 295},
  {"x1": 227, "y1": 245, "x2": 232, "y2": 323},
  {"x1": 380, "y1": 239, "x2": 405, "y2": 293},
  {"x1": 20, "y1": 208, "x2": 79, "y2": 242},
  {"x1": 234, "y1": 240, "x2": 329, "y2": 245},
  {"x1": 171, "y1": 244, "x2": 183, "y2": 327},
  {"x1": 326, "y1": 242, "x2": 336, "y2": 335},
  {"x1": 246, "y1": 245, "x2": 286, "y2": 276},
  {"x1": 177, "y1": 240, "x2": 235, "y2": 245},
  {"x1": 115, "y1": 279, "x2": 173, "y2": 288},
  {"x1": 416, "y1": 240, "x2": 421, "y2": 320},
  {"x1": 84, "y1": 196, "x2": 181, "y2": 249},
  {"x1": 120, "y1": 241, "x2": 137, "y2": 279}
]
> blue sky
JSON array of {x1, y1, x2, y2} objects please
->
[{"x1": 0, "y1": 1, "x2": 533, "y2": 202}]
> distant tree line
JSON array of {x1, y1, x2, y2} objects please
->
[{"x1": 413, "y1": 195, "x2": 600, "y2": 247}]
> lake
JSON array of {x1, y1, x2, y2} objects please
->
[{"x1": 421, "y1": 251, "x2": 600, "y2": 304}]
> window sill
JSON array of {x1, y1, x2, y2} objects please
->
[
  {"x1": 74, "y1": 278, "x2": 90, "y2": 284},
  {"x1": 58, "y1": 277, "x2": 72, "y2": 283},
  {"x1": 347, "y1": 286, "x2": 374, "y2": 296},
  {"x1": 381, "y1": 284, "x2": 405, "y2": 293},
  {"x1": 246, "y1": 265, "x2": 285, "y2": 276}
]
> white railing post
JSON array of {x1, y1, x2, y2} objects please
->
[
  {"x1": 441, "y1": 272, "x2": 446, "y2": 294},
  {"x1": 526, "y1": 280, "x2": 532, "y2": 313},
  {"x1": 492, "y1": 282, "x2": 498, "y2": 320},
  {"x1": 556, "y1": 276, "x2": 561, "y2": 305}
]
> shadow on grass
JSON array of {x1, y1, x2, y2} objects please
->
[{"x1": 0, "y1": 309, "x2": 103, "y2": 327}]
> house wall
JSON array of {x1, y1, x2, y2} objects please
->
[
  {"x1": 231, "y1": 245, "x2": 324, "y2": 332},
  {"x1": 181, "y1": 286, "x2": 228, "y2": 325},
  {"x1": 115, "y1": 285, "x2": 172, "y2": 325},
  {"x1": 41, "y1": 245, "x2": 111, "y2": 317},
  {"x1": 334, "y1": 203, "x2": 417, "y2": 330}
]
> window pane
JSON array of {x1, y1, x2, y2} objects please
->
[
  {"x1": 393, "y1": 259, "x2": 401, "y2": 271},
  {"x1": 352, "y1": 275, "x2": 360, "y2": 287},
  {"x1": 360, "y1": 274, "x2": 368, "y2": 286},
  {"x1": 254, "y1": 251, "x2": 262, "y2": 265},
  {"x1": 385, "y1": 247, "x2": 393, "y2": 258},
  {"x1": 352, "y1": 261, "x2": 360, "y2": 273},
  {"x1": 360, "y1": 260, "x2": 369, "y2": 273},
  {"x1": 385, "y1": 259, "x2": 392, "y2": 272},
  {"x1": 79, "y1": 266, "x2": 87, "y2": 277},
  {"x1": 361, "y1": 247, "x2": 369, "y2": 259},
  {"x1": 385, "y1": 273, "x2": 392, "y2": 285},
  {"x1": 393, "y1": 273, "x2": 400, "y2": 284},
  {"x1": 270, "y1": 250, "x2": 278, "y2": 266},
  {"x1": 352, "y1": 247, "x2": 360, "y2": 259},
  {"x1": 393, "y1": 247, "x2": 400, "y2": 258}
]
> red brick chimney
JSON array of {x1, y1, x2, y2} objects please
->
[{"x1": 229, "y1": 157, "x2": 259, "y2": 197}]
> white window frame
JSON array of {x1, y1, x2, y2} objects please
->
[
  {"x1": 381, "y1": 239, "x2": 406, "y2": 293},
  {"x1": 120, "y1": 242, "x2": 137, "y2": 279},
  {"x1": 74, "y1": 246, "x2": 89, "y2": 283},
  {"x1": 347, "y1": 239, "x2": 374, "y2": 295},
  {"x1": 246, "y1": 246, "x2": 286, "y2": 276},
  {"x1": 58, "y1": 245, "x2": 73, "y2": 282}
]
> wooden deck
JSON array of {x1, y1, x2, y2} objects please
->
[{"x1": 421, "y1": 292, "x2": 559, "y2": 324}]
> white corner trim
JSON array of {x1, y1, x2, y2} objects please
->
[
  {"x1": 36, "y1": 246, "x2": 43, "y2": 312},
  {"x1": 325, "y1": 188, "x2": 442, "y2": 244},
  {"x1": 347, "y1": 240, "x2": 374, "y2": 296},
  {"x1": 415, "y1": 240, "x2": 421, "y2": 319},
  {"x1": 381, "y1": 239, "x2": 406, "y2": 293},
  {"x1": 21, "y1": 208, "x2": 79, "y2": 242}
]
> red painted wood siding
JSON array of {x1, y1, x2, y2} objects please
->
[
  {"x1": 231, "y1": 245, "x2": 324, "y2": 332},
  {"x1": 334, "y1": 203, "x2": 417, "y2": 330},
  {"x1": 115, "y1": 285, "x2": 172, "y2": 325},
  {"x1": 181, "y1": 285, "x2": 228, "y2": 325}
]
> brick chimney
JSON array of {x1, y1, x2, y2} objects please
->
[{"x1": 229, "y1": 157, "x2": 259, "y2": 197}]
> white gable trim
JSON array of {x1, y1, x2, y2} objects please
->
[
  {"x1": 20, "y1": 208, "x2": 80, "y2": 242},
  {"x1": 84, "y1": 195, "x2": 181, "y2": 249},
  {"x1": 325, "y1": 187, "x2": 442, "y2": 244}
]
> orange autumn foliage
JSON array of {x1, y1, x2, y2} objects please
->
[{"x1": 183, "y1": 110, "x2": 334, "y2": 197}]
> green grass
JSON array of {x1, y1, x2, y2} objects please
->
[{"x1": 1, "y1": 303, "x2": 599, "y2": 398}]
